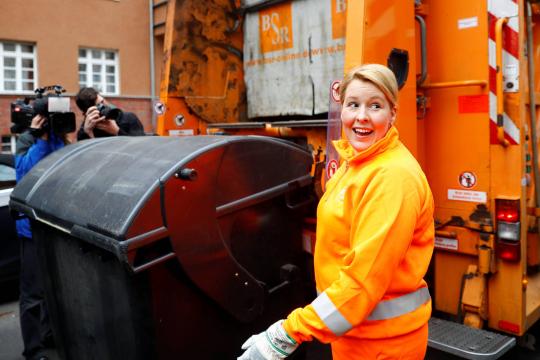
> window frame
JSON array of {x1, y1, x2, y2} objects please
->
[
  {"x1": 0, "y1": 41, "x2": 38, "y2": 94},
  {"x1": 1, "y1": 135, "x2": 16, "y2": 155},
  {"x1": 78, "y1": 48, "x2": 120, "y2": 95}
]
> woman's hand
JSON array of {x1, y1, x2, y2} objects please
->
[{"x1": 238, "y1": 320, "x2": 298, "y2": 359}]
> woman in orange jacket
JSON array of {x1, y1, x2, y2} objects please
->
[{"x1": 238, "y1": 63, "x2": 435, "y2": 360}]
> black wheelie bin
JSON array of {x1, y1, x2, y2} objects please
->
[{"x1": 9, "y1": 135, "x2": 316, "y2": 360}]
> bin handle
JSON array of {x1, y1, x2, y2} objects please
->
[
  {"x1": 268, "y1": 264, "x2": 300, "y2": 294},
  {"x1": 285, "y1": 183, "x2": 314, "y2": 210},
  {"x1": 133, "y1": 253, "x2": 176, "y2": 273},
  {"x1": 285, "y1": 192, "x2": 314, "y2": 210}
]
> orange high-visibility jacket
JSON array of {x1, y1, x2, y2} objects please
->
[{"x1": 283, "y1": 126, "x2": 434, "y2": 346}]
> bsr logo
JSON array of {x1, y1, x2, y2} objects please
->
[
  {"x1": 259, "y1": 2, "x2": 293, "y2": 52},
  {"x1": 259, "y1": 1, "x2": 347, "y2": 53},
  {"x1": 261, "y1": 13, "x2": 290, "y2": 46}
]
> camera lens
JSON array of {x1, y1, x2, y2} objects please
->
[{"x1": 96, "y1": 103, "x2": 122, "y2": 121}]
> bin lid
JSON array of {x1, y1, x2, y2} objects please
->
[
  {"x1": 11, "y1": 136, "x2": 234, "y2": 239},
  {"x1": 10, "y1": 134, "x2": 313, "y2": 242}
]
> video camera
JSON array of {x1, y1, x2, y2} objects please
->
[{"x1": 10, "y1": 85, "x2": 76, "y2": 135}]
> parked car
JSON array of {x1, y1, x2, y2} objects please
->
[{"x1": 0, "y1": 153, "x2": 18, "y2": 285}]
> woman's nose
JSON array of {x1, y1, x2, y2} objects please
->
[{"x1": 354, "y1": 107, "x2": 368, "y2": 122}]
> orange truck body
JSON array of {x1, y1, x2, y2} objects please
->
[{"x1": 156, "y1": 0, "x2": 540, "y2": 338}]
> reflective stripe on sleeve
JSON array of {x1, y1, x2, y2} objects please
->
[
  {"x1": 312, "y1": 287, "x2": 431, "y2": 335},
  {"x1": 311, "y1": 292, "x2": 353, "y2": 336},
  {"x1": 367, "y1": 287, "x2": 431, "y2": 321}
]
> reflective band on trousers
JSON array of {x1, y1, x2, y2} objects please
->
[{"x1": 312, "y1": 287, "x2": 431, "y2": 336}]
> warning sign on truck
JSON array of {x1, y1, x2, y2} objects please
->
[
  {"x1": 326, "y1": 159, "x2": 339, "y2": 179},
  {"x1": 448, "y1": 189, "x2": 487, "y2": 203},
  {"x1": 458, "y1": 171, "x2": 477, "y2": 188}
]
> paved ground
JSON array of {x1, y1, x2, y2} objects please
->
[
  {"x1": 0, "y1": 299, "x2": 23, "y2": 360},
  {"x1": 0, "y1": 281, "x2": 58, "y2": 360}
]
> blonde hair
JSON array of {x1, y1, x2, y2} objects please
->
[{"x1": 339, "y1": 64, "x2": 398, "y2": 109}]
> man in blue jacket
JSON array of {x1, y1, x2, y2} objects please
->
[{"x1": 15, "y1": 113, "x2": 65, "y2": 360}]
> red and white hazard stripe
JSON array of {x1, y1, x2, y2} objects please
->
[{"x1": 488, "y1": 0, "x2": 520, "y2": 145}]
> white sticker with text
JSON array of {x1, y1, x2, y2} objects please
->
[
  {"x1": 435, "y1": 237, "x2": 458, "y2": 251},
  {"x1": 458, "y1": 17, "x2": 478, "y2": 30},
  {"x1": 448, "y1": 189, "x2": 487, "y2": 203},
  {"x1": 169, "y1": 129, "x2": 194, "y2": 136}
]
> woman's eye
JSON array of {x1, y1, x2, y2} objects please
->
[
  {"x1": 346, "y1": 102, "x2": 358, "y2": 108},
  {"x1": 369, "y1": 103, "x2": 382, "y2": 110}
]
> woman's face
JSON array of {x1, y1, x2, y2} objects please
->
[{"x1": 341, "y1": 79, "x2": 396, "y2": 153}]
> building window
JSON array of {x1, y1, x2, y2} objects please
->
[
  {"x1": 78, "y1": 48, "x2": 119, "y2": 95},
  {"x1": 0, "y1": 41, "x2": 37, "y2": 93},
  {"x1": 1, "y1": 135, "x2": 16, "y2": 154}
]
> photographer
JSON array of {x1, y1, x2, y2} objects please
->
[
  {"x1": 75, "y1": 87, "x2": 145, "y2": 140},
  {"x1": 16, "y1": 112, "x2": 70, "y2": 360}
]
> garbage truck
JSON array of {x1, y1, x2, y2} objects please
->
[{"x1": 153, "y1": 0, "x2": 540, "y2": 358}]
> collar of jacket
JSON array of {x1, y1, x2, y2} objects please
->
[{"x1": 332, "y1": 126, "x2": 400, "y2": 164}]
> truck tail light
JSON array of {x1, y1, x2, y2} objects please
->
[
  {"x1": 495, "y1": 199, "x2": 520, "y2": 262},
  {"x1": 496, "y1": 200, "x2": 519, "y2": 222}
]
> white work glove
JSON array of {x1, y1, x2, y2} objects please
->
[{"x1": 238, "y1": 320, "x2": 299, "y2": 360}]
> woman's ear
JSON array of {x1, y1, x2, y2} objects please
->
[{"x1": 390, "y1": 105, "x2": 397, "y2": 125}]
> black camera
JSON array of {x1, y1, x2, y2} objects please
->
[
  {"x1": 96, "y1": 103, "x2": 122, "y2": 121},
  {"x1": 10, "y1": 85, "x2": 76, "y2": 135}
]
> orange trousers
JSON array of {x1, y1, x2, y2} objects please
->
[{"x1": 330, "y1": 323, "x2": 428, "y2": 360}]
